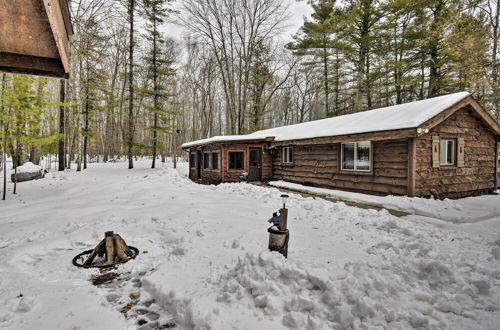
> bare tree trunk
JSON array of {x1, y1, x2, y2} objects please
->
[
  {"x1": 322, "y1": 35, "x2": 330, "y2": 117},
  {"x1": 1, "y1": 74, "x2": 7, "y2": 200},
  {"x1": 152, "y1": 5, "x2": 158, "y2": 169},
  {"x1": 127, "y1": 0, "x2": 135, "y2": 169},
  {"x1": 58, "y1": 79, "x2": 66, "y2": 171}
]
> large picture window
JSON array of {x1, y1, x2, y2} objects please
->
[
  {"x1": 228, "y1": 152, "x2": 244, "y2": 170},
  {"x1": 440, "y1": 139, "x2": 455, "y2": 165},
  {"x1": 282, "y1": 147, "x2": 293, "y2": 164},
  {"x1": 341, "y1": 141, "x2": 371, "y2": 171},
  {"x1": 203, "y1": 153, "x2": 210, "y2": 169},
  {"x1": 212, "y1": 152, "x2": 220, "y2": 170},
  {"x1": 189, "y1": 153, "x2": 196, "y2": 169}
]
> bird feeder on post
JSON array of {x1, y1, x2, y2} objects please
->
[{"x1": 268, "y1": 194, "x2": 290, "y2": 258}]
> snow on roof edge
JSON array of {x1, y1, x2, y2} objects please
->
[
  {"x1": 181, "y1": 135, "x2": 269, "y2": 149},
  {"x1": 182, "y1": 92, "x2": 471, "y2": 148}
]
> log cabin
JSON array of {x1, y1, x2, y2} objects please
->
[
  {"x1": 182, "y1": 92, "x2": 500, "y2": 199},
  {"x1": 0, "y1": 0, "x2": 73, "y2": 78}
]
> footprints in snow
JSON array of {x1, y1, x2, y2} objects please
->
[{"x1": 98, "y1": 271, "x2": 176, "y2": 329}]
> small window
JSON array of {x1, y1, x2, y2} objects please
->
[
  {"x1": 229, "y1": 152, "x2": 244, "y2": 170},
  {"x1": 341, "y1": 141, "x2": 371, "y2": 171},
  {"x1": 282, "y1": 147, "x2": 293, "y2": 164},
  {"x1": 440, "y1": 139, "x2": 455, "y2": 165},
  {"x1": 212, "y1": 152, "x2": 220, "y2": 170},
  {"x1": 203, "y1": 153, "x2": 210, "y2": 169},
  {"x1": 189, "y1": 153, "x2": 196, "y2": 169}
]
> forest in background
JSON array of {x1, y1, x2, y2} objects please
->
[{"x1": 1, "y1": 0, "x2": 500, "y2": 182}]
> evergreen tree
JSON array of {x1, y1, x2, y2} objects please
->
[
  {"x1": 141, "y1": 0, "x2": 176, "y2": 168},
  {"x1": 343, "y1": 0, "x2": 385, "y2": 110},
  {"x1": 1, "y1": 75, "x2": 57, "y2": 194},
  {"x1": 288, "y1": 0, "x2": 344, "y2": 117}
]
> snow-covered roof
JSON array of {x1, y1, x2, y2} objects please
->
[
  {"x1": 182, "y1": 135, "x2": 269, "y2": 149},
  {"x1": 182, "y1": 92, "x2": 470, "y2": 148}
]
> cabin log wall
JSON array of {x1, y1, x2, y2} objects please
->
[
  {"x1": 200, "y1": 144, "x2": 222, "y2": 184},
  {"x1": 415, "y1": 107, "x2": 497, "y2": 198},
  {"x1": 188, "y1": 143, "x2": 271, "y2": 184},
  {"x1": 272, "y1": 140, "x2": 409, "y2": 196},
  {"x1": 221, "y1": 143, "x2": 272, "y2": 182}
]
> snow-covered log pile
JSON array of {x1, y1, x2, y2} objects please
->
[{"x1": 10, "y1": 162, "x2": 44, "y2": 182}]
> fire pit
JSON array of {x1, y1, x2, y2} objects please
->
[{"x1": 73, "y1": 231, "x2": 139, "y2": 269}]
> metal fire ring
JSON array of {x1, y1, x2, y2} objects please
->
[{"x1": 72, "y1": 246, "x2": 140, "y2": 269}]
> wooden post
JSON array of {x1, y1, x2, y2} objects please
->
[
  {"x1": 495, "y1": 140, "x2": 499, "y2": 189},
  {"x1": 407, "y1": 138, "x2": 417, "y2": 197},
  {"x1": 105, "y1": 231, "x2": 115, "y2": 265},
  {"x1": 280, "y1": 208, "x2": 288, "y2": 231}
]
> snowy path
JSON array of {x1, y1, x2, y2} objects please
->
[
  {"x1": 270, "y1": 180, "x2": 500, "y2": 224},
  {"x1": 1, "y1": 160, "x2": 500, "y2": 329}
]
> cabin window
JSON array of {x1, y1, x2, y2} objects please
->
[
  {"x1": 228, "y1": 152, "x2": 244, "y2": 170},
  {"x1": 341, "y1": 141, "x2": 371, "y2": 171},
  {"x1": 189, "y1": 153, "x2": 196, "y2": 169},
  {"x1": 203, "y1": 153, "x2": 210, "y2": 169},
  {"x1": 440, "y1": 139, "x2": 456, "y2": 165},
  {"x1": 212, "y1": 152, "x2": 220, "y2": 170},
  {"x1": 282, "y1": 147, "x2": 293, "y2": 164}
]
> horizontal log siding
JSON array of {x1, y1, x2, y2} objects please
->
[
  {"x1": 262, "y1": 149, "x2": 273, "y2": 181},
  {"x1": 188, "y1": 145, "x2": 222, "y2": 184},
  {"x1": 415, "y1": 107, "x2": 497, "y2": 198},
  {"x1": 201, "y1": 144, "x2": 222, "y2": 184},
  {"x1": 272, "y1": 140, "x2": 409, "y2": 195},
  {"x1": 221, "y1": 143, "x2": 272, "y2": 182}
]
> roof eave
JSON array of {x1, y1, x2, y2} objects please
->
[
  {"x1": 420, "y1": 95, "x2": 500, "y2": 135},
  {"x1": 181, "y1": 137, "x2": 273, "y2": 150},
  {"x1": 270, "y1": 127, "x2": 419, "y2": 146}
]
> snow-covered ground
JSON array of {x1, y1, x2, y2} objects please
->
[
  {"x1": 1, "y1": 160, "x2": 500, "y2": 330},
  {"x1": 270, "y1": 180, "x2": 500, "y2": 224}
]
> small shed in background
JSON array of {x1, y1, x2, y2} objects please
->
[{"x1": 0, "y1": 0, "x2": 73, "y2": 78}]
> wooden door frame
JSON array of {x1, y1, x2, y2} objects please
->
[
  {"x1": 248, "y1": 147, "x2": 262, "y2": 181},
  {"x1": 196, "y1": 149, "x2": 202, "y2": 180}
]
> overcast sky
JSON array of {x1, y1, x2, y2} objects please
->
[{"x1": 161, "y1": 0, "x2": 314, "y2": 43}]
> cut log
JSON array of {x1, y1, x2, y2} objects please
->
[
  {"x1": 11, "y1": 171, "x2": 44, "y2": 182},
  {"x1": 91, "y1": 272, "x2": 120, "y2": 285},
  {"x1": 83, "y1": 238, "x2": 106, "y2": 266},
  {"x1": 113, "y1": 234, "x2": 132, "y2": 261},
  {"x1": 105, "y1": 231, "x2": 115, "y2": 265}
]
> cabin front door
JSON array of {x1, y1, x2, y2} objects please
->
[
  {"x1": 248, "y1": 148, "x2": 261, "y2": 181},
  {"x1": 197, "y1": 150, "x2": 202, "y2": 179}
]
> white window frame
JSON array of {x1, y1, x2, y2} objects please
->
[
  {"x1": 282, "y1": 146, "x2": 293, "y2": 164},
  {"x1": 212, "y1": 151, "x2": 220, "y2": 171},
  {"x1": 440, "y1": 139, "x2": 456, "y2": 166},
  {"x1": 341, "y1": 141, "x2": 372, "y2": 172}
]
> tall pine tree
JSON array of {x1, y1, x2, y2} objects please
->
[{"x1": 142, "y1": 0, "x2": 176, "y2": 168}]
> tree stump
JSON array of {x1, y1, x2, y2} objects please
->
[{"x1": 80, "y1": 232, "x2": 136, "y2": 267}]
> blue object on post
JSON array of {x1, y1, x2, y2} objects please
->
[{"x1": 271, "y1": 216, "x2": 280, "y2": 226}]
